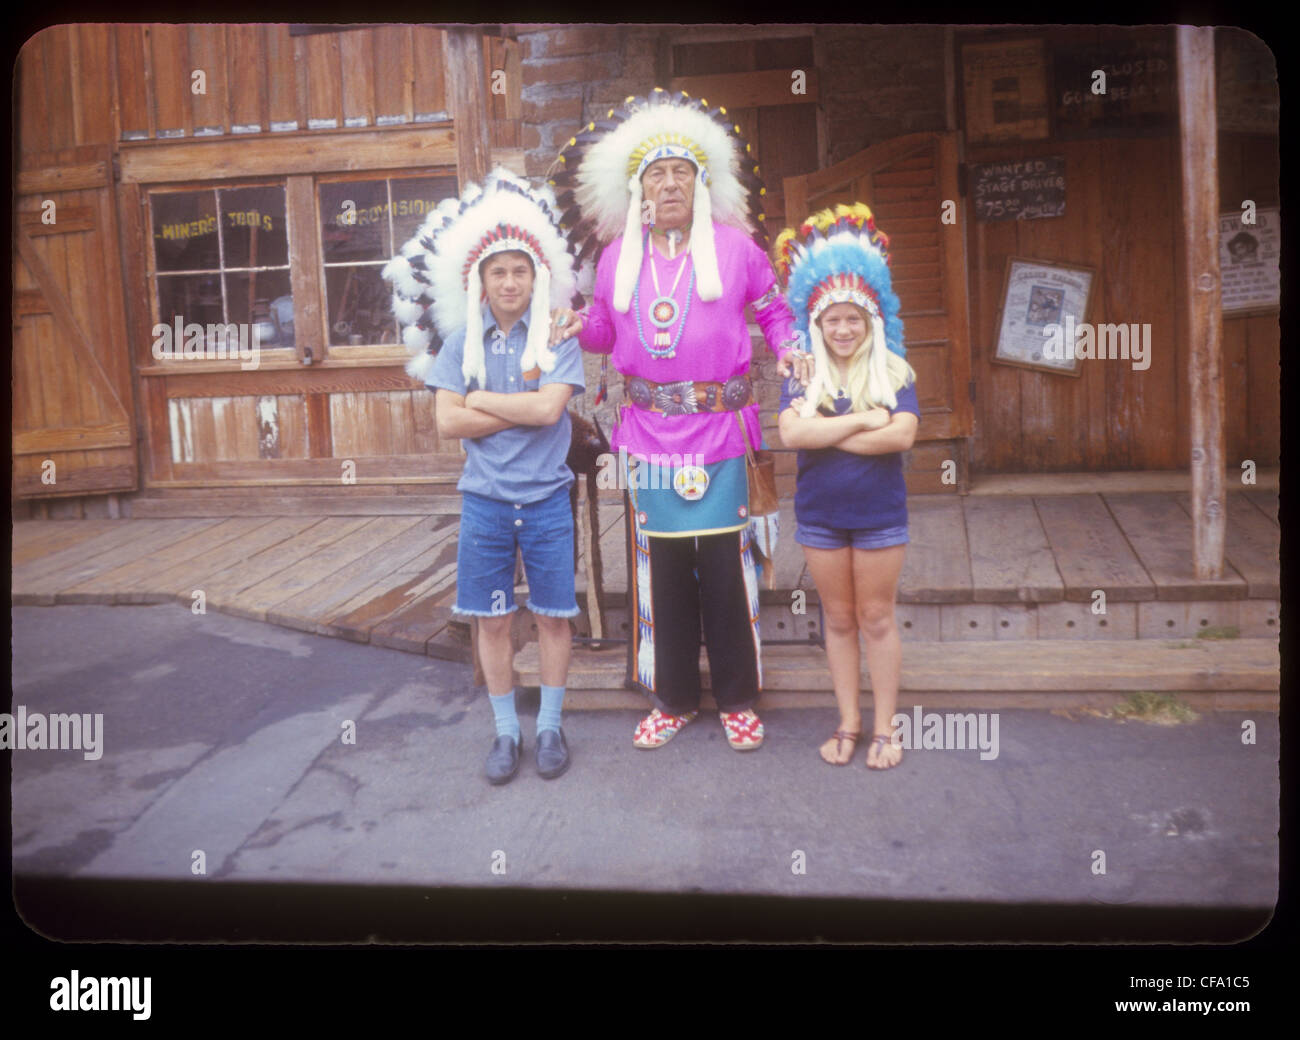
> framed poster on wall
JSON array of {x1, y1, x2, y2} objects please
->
[{"x1": 991, "y1": 257, "x2": 1095, "y2": 377}]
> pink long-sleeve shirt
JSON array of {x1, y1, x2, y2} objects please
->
[{"x1": 579, "y1": 221, "x2": 797, "y2": 465}]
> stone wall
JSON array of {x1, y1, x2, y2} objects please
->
[
  {"x1": 517, "y1": 24, "x2": 663, "y2": 180},
  {"x1": 814, "y1": 25, "x2": 949, "y2": 163}
]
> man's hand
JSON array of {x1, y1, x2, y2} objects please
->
[
  {"x1": 778, "y1": 351, "x2": 815, "y2": 386},
  {"x1": 550, "y1": 307, "x2": 583, "y2": 346}
]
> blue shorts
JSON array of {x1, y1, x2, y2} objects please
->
[
  {"x1": 795, "y1": 522, "x2": 909, "y2": 551},
  {"x1": 455, "y1": 487, "x2": 580, "y2": 618}
]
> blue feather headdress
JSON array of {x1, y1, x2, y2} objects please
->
[{"x1": 774, "y1": 204, "x2": 911, "y2": 412}]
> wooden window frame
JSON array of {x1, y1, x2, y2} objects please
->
[
  {"x1": 313, "y1": 168, "x2": 459, "y2": 364},
  {"x1": 126, "y1": 129, "x2": 459, "y2": 377},
  {"x1": 140, "y1": 177, "x2": 299, "y2": 373},
  {"x1": 123, "y1": 124, "x2": 457, "y2": 377}
]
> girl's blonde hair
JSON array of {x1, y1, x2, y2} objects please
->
[{"x1": 808, "y1": 304, "x2": 915, "y2": 415}]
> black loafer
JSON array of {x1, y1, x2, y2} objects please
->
[
  {"x1": 485, "y1": 734, "x2": 521, "y2": 785},
  {"x1": 535, "y1": 728, "x2": 570, "y2": 779}
]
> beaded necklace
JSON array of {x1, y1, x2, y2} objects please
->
[{"x1": 634, "y1": 230, "x2": 694, "y2": 359}]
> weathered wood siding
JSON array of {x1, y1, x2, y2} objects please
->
[
  {"x1": 965, "y1": 133, "x2": 1279, "y2": 473},
  {"x1": 15, "y1": 24, "x2": 522, "y2": 495}
]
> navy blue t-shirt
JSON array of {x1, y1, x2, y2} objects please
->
[{"x1": 777, "y1": 374, "x2": 920, "y2": 531}]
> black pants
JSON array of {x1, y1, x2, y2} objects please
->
[{"x1": 626, "y1": 506, "x2": 762, "y2": 713}]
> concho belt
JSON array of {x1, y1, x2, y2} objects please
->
[{"x1": 624, "y1": 375, "x2": 753, "y2": 415}]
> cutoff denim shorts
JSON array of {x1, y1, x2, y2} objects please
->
[
  {"x1": 455, "y1": 487, "x2": 581, "y2": 618},
  {"x1": 795, "y1": 521, "x2": 909, "y2": 551}
]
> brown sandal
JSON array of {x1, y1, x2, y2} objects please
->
[
  {"x1": 865, "y1": 733, "x2": 903, "y2": 770},
  {"x1": 821, "y1": 729, "x2": 860, "y2": 766}
]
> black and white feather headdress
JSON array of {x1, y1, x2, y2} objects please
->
[
  {"x1": 383, "y1": 167, "x2": 578, "y2": 385},
  {"x1": 548, "y1": 88, "x2": 768, "y2": 312}
]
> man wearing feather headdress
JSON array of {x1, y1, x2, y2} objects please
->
[
  {"x1": 549, "y1": 89, "x2": 813, "y2": 752},
  {"x1": 384, "y1": 169, "x2": 587, "y2": 785}
]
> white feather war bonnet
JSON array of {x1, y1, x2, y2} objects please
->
[
  {"x1": 382, "y1": 168, "x2": 578, "y2": 386},
  {"x1": 547, "y1": 88, "x2": 769, "y2": 312},
  {"x1": 774, "y1": 203, "x2": 913, "y2": 415}
]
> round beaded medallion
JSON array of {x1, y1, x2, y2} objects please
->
[{"x1": 650, "y1": 297, "x2": 679, "y2": 328}]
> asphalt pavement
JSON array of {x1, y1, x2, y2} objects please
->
[{"x1": 8, "y1": 603, "x2": 1279, "y2": 943}]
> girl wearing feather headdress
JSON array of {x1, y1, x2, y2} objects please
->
[{"x1": 774, "y1": 204, "x2": 919, "y2": 770}]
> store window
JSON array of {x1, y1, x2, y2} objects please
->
[
  {"x1": 318, "y1": 174, "x2": 458, "y2": 347},
  {"x1": 150, "y1": 184, "x2": 295, "y2": 351},
  {"x1": 147, "y1": 171, "x2": 458, "y2": 364}
]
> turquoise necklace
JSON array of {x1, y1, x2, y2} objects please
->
[{"x1": 635, "y1": 230, "x2": 694, "y2": 359}]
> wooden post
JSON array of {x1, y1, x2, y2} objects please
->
[
  {"x1": 1177, "y1": 26, "x2": 1225, "y2": 579},
  {"x1": 443, "y1": 27, "x2": 491, "y2": 187},
  {"x1": 577, "y1": 478, "x2": 604, "y2": 640}
]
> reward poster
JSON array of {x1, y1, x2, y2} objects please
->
[{"x1": 1219, "y1": 207, "x2": 1280, "y2": 313}]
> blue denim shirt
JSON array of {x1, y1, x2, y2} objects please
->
[{"x1": 426, "y1": 304, "x2": 586, "y2": 504}]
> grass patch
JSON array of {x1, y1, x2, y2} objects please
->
[
  {"x1": 1110, "y1": 691, "x2": 1200, "y2": 725},
  {"x1": 1195, "y1": 625, "x2": 1240, "y2": 640}
]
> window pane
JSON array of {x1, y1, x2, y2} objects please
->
[
  {"x1": 320, "y1": 180, "x2": 389, "y2": 263},
  {"x1": 152, "y1": 191, "x2": 220, "y2": 271},
  {"x1": 389, "y1": 174, "x2": 459, "y2": 247},
  {"x1": 226, "y1": 269, "x2": 293, "y2": 334},
  {"x1": 157, "y1": 273, "x2": 224, "y2": 328},
  {"x1": 267, "y1": 293, "x2": 295, "y2": 348},
  {"x1": 324, "y1": 265, "x2": 398, "y2": 345},
  {"x1": 220, "y1": 185, "x2": 288, "y2": 268}
]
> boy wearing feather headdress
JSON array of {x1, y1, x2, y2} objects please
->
[{"x1": 384, "y1": 169, "x2": 587, "y2": 786}]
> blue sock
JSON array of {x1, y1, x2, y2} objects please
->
[
  {"x1": 537, "y1": 685, "x2": 565, "y2": 734},
  {"x1": 489, "y1": 689, "x2": 520, "y2": 742}
]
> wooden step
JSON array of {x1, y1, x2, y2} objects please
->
[{"x1": 514, "y1": 637, "x2": 1280, "y2": 706}]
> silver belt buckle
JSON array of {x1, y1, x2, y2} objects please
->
[{"x1": 653, "y1": 380, "x2": 698, "y2": 415}]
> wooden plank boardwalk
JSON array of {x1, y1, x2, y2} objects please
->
[{"x1": 11, "y1": 488, "x2": 1280, "y2": 697}]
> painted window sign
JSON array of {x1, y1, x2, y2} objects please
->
[
  {"x1": 331, "y1": 198, "x2": 448, "y2": 227},
  {"x1": 158, "y1": 216, "x2": 218, "y2": 241},
  {"x1": 156, "y1": 212, "x2": 274, "y2": 239}
]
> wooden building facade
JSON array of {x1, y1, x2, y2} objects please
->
[
  {"x1": 12, "y1": 23, "x2": 1279, "y2": 515},
  {"x1": 14, "y1": 24, "x2": 520, "y2": 503}
]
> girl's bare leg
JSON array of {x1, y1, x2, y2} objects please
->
[
  {"x1": 804, "y1": 545, "x2": 862, "y2": 764},
  {"x1": 852, "y1": 544, "x2": 907, "y2": 768}
]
